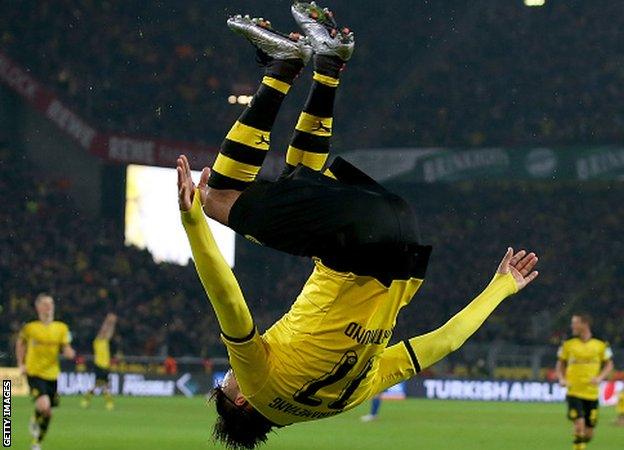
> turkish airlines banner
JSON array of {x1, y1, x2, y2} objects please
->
[
  {"x1": 0, "y1": 49, "x2": 227, "y2": 169},
  {"x1": 406, "y1": 378, "x2": 624, "y2": 405}
]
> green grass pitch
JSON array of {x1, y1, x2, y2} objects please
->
[{"x1": 9, "y1": 396, "x2": 622, "y2": 449}]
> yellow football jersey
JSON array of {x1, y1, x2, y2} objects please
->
[
  {"x1": 19, "y1": 321, "x2": 71, "y2": 381},
  {"x1": 557, "y1": 337, "x2": 613, "y2": 400},
  {"x1": 223, "y1": 259, "x2": 424, "y2": 426},
  {"x1": 93, "y1": 338, "x2": 111, "y2": 369},
  {"x1": 617, "y1": 391, "x2": 624, "y2": 415}
]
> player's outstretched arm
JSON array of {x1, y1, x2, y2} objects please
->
[
  {"x1": 374, "y1": 248, "x2": 539, "y2": 392},
  {"x1": 410, "y1": 248, "x2": 538, "y2": 371},
  {"x1": 97, "y1": 313, "x2": 117, "y2": 340},
  {"x1": 177, "y1": 156, "x2": 254, "y2": 339}
]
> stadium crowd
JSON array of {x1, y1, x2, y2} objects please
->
[
  {"x1": 2, "y1": 0, "x2": 623, "y2": 371},
  {"x1": 1, "y1": 1, "x2": 623, "y2": 148},
  {"x1": 2, "y1": 141, "x2": 623, "y2": 367},
  {"x1": 0, "y1": 143, "x2": 217, "y2": 360}
]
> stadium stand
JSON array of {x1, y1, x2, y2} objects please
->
[
  {"x1": 1, "y1": 0, "x2": 622, "y2": 374},
  {"x1": 2, "y1": 141, "x2": 622, "y2": 369},
  {"x1": 1, "y1": 1, "x2": 622, "y2": 148}
]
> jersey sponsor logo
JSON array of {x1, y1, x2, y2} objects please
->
[
  {"x1": 568, "y1": 357, "x2": 600, "y2": 365},
  {"x1": 29, "y1": 337, "x2": 62, "y2": 347},
  {"x1": 344, "y1": 322, "x2": 393, "y2": 346},
  {"x1": 268, "y1": 397, "x2": 341, "y2": 420}
]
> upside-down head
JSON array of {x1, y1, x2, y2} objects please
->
[{"x1": 211, "y1": 369, "x2": 275, "y2": 449}]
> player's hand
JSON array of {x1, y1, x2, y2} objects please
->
[
  {"x1": 177, "y1": 154, "x2": 210, "y2": 212},
  {"x1": 496, "y1": 248, "x2": 539, "y2": 291},
  {"x1": 558, "y1": 378, "x2": 567, "y2": 387},
  {"x1": 590, "y1": 377, "x2": 602, "y2": 386},
  {"x1": 18, "y1": 364, "x2": 26, "y2": 376}
]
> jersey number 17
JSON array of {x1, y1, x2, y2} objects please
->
[{"x1": 293, "y1": 350, "x2": 374, "y2": 410}]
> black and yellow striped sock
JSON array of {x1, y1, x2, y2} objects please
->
[
  {"x1": 285, "y1": 55, "x2": 343, "y2": 174},
  {"x1": 573, "y1": 435, "x2": 587, "y2": 450},
  {"x1": 209, "y1": 58, "x2": 304, "y2": 191},
  {"x1": 35, "y1": 410, "x2": 51, "y2": 443}
]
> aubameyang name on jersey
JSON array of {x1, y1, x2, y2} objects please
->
[
  {"x1": 268, "y1": 397, "x2": 341, "y2": 419},
  {"x1": 344, "y1": 322, "x2": 393, "y2": 345}
]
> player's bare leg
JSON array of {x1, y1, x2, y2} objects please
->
[
  {"x1": 573, "y1": 405, "x2": 599, "y2": 449},
  {"x1": 573, "y1": 418, "x2": 587, "y2": 449},
  {"x1": 360, "y1": 395, "x2": 381, "y2": 422}
]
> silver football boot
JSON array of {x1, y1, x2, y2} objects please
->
[
  {"x1": 227, "y1": 15, "x2": 313, "y2": 64},
  {"x1": 291, "y1": 1, "x2": 355, "y2": 61}
]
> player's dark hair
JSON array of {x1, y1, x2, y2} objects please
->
[
  {"x1": 210, "y1": 387, "x2": 274, "y2": 449},
  {"x1": 573, "y1": 314, "x2": 592, "y2": 326}
]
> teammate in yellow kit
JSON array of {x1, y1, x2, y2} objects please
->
[
  {"x1": 615, "y1": 390, "x2": 624, "y2": 426},
  {"x1": 15, "y1": 294, "x2": 76, "y2": 450},
  {"x1": 556, "y1": 315, "x2": 614, "y2": 450},
  {"x1": 81, "y1": 313, "x2": 117, "y2": 410},
  {"x1": 175, "y1": 3, "x2": 540, "y2": 448}
]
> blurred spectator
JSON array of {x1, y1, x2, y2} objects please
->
[
  {"x1": 163, "y1": 356, "x2": 178, "y2": 375},
  {"x1": 202, "y1": 358, "x2": 214, "y2": 375},
  {"x1": 0, "y1": 1, "x2": 622, "y2": 148}
]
